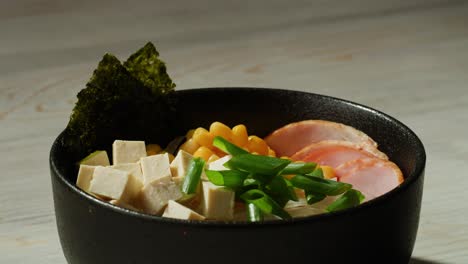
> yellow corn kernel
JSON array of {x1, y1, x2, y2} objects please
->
[
  {"x1": 193, "y1": 146, "x2": 214, "y2": 161},
  {"x1": 207, "y1": 154, "x2": 220, "y2": 163},
  {"x1": 268, "y1": 148, "x2": 276, "y2": 157},
  {"x1": 247, "y1": 136, "x2": 269, "y2": 156},
  {"x1": 231, "y1": 124, "x2": 248, "y2": 147},
  {"x1": 209, "y1": 122, "x2": 233, "y2": 140},
  {"x1": 320, "y1": 165, "x2": 336, "y2": 179},
  {"x1": 146, "y1": 144, "x2": 162, "y2": 156},
  {"x1": 186, "y1": 129, "x2": 195, "y2": 140},
  {"x1": 179, "y1": 138, "x2": 200, "y2": 154},
  {"x1": 192, "y1": 128, "x2": 215, "y2": 148}
]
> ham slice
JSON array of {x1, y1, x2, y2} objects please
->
[
  {"x1": 265, "y1": 120, "x2": 383, "y2": 157},
  {"x1": 336, "y1": 158, "x2": 404, "y2": 201},
  {"x1": 291, "y1": 140, "x2": 388, "y2": 166}
]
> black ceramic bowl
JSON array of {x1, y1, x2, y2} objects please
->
[{"x1": 50, "y1": 88, "x2": 426, "y2": 264}]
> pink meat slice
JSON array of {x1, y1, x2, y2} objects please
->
[
  {"x1": 291, "y1": 140, "x2": 388, "y2": 166},
  {"x1": 336, "y1": 158, "x2": 404, "y2": 201},
  {"x1": 265, "y1": 120, "x2": 382, "y2": 157}
]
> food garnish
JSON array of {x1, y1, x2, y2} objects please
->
[{"x1": 64, "y1": 42, "x2": 175, "y2": 153}]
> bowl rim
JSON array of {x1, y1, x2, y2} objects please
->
[{"x1": 50, "y1": 87, "x2": 426, "y2": 227}]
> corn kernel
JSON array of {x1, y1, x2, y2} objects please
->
[
  {"x1": 247, "y1": 136, "x2": 269, "y2": 156},
  {"x1": 320, "y1": 165, "x2": 336, "y2": 179},
  {"x1": 146, "y1": 144, "x2": 162, "y2": 156},
  {"x1": 179, "y1": 138, "x2": 200, "y2": 154},
  {"x1": 209, "y1": 122, "x2": 233, "y2": 140},
  {"x1": 268, "y1": 148, "x2": 276, "y2": 157},
  {"x1": 192, "y1": 128, "x2": 215, "y2": 148},
  {"x1": 231, "y1": 124, "x2": 248, "y2": 147},
  {"x1": 186, "y1": 129, "x2": 195, "y2": 140},
  {"x1": 193, "y1": 146, "x2": 214, "y2": 161},
  {"x1": 207, "y1": 154, "x2": 220, "y2": 163}
]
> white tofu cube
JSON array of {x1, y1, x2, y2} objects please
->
[
  {"x1": 139, "y1": 179, "x2": 183, "y2": 215},
  {"x1": 207, "y1": 155, "x2": 232, "y2": 171},
  {"x1": 170, "y1": 150, "x2": 208, "y2": 181},
  {"x1": 111, "y1": 163, "x2": 143, "y2": 182},
  {"x1": 80, "y1": 150, "x2": 110, "y2": 166},
  {"x1": 109, "y1": 199, "x2": 140, "y2": 211},
  {"x1": 170, "y1": 150, "x2": 193, "y2": 178},
  {"x1": 162, "y1": 200, "x2": 205, "y2": 220},
  {"x1": 76, "y1": 165, "x2": 96, "y2": 192},
  {"x1": 113, "y1": 140, "x2": 147, "y2": 164},
  {"x1": 140, "y1": 153, "x2": 172, "y2": 185},
  {"x1": 89, "y1": 166, "x2": 142, "y2": 203},
  {"x1": 201, "y1": 181, "x2": 234, "y2": 220}
]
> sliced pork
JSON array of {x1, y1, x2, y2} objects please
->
[
  {"x1": 265, "y1": 120, "x2": 382, "y2": 157},
  {"x1": 291, "y1": 140, "x2": 388, "y2": 167},
  {"x1": 336, "y1": 158, "x2": 404, "y2": 201}
]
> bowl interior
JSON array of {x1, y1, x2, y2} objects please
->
[{"x1": 52, "y1": 87, "x2": 425, "y2": 209}]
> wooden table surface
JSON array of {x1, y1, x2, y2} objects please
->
[{"x1": 1, "y1": 0, "x2": 467, "y2": 263}]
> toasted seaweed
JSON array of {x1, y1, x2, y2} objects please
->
[
  {"x1": 63, "y1": 43, "x2": 176, "y2": 155},
  {"x1": 124, "y1": 42, "x2": 176, "y2": 95}
]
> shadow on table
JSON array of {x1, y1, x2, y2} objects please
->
[{"x1": 410, "y1": 257, "x2": 450, "y2": 264}]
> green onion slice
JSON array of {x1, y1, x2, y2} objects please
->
[
  {"x1": 281, "y1": 162, "x2": 317, "y2": 175},
  {"x1": 224, "y1": 154, "x2": 291, "y2": 176},
  {"x1": 246, "y1": 203, "x2": 264, "y2": 222},
  {"x1": 306, "y1": 167, "x2": 324, "y2": 178},
  {"x1": 240, "y1": 189, "x2": 291, "y2": 220},
  {"x1": 265, "y1": 177, "x2": 298, "y2": 207},
  {"x1": 290, "y1": 175, "x2": 352, "y2": 196},
  {"x1": 213, "y1": 136, "x2": 248, "y2": 156},
  {"x1": 205, "y1": 170, "x2": 249, "y2": 189},
  {"x1": 326, "y1": 189, "x2": 365, "y2": 212},
  {"x1": 284, "y1": 178, "x2": 298, "y2": 202},
  {"x1": 305, "y1": 191, "x2": 326, "y2": 205},
  {"x1": 181, "y1": 157, "x2": 205, "y2": 194}
]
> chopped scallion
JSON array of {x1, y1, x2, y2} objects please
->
[
  {"x1": 326, "y1": 189, "x2": 365, "y2": 212},
  {"x1": 240, "y1": 189, "x2": 291, "y2": 220},
  {"x1": 306, "y1": 167, "x2": 324, "y2": 178},
  {"x1": 181, "y1": 157, "x2": 205, "y2": 194},
  {"x1": 246, "y1": 203, "x2": 264, "y2": 222},
  {"x1": 305, "y1": 191, "x2": 326, "y2": 205},
  {"x1": 205, "y1": 170, "x2": 249, "y2": 189},
  {"x1": 290, "y1": 175, "x2": 352, "y2": 196},
  {"x1": 212, "y1": 136, "x2": 248, "y2": 156},
  {"x1": 281, "y1": 162, "x2": 317, "y2": 175},
  {"x1": 224, "y1": 154, "x2": 291, "y2": 176}
]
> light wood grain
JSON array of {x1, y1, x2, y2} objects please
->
[{"x1": 1, "y1": 0, "x2": 467, "y2": 263}]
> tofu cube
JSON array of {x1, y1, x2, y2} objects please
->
[
  {"x1": 76, "y1": 165, "x2": 96, "y2": 193},
  {"x1": 162, "y1": 200, "x2": 205, "y2": 220},
  {"x1": 139, "y1": 179, "x2": 183, "y2": 215},
  {"x1": 201, "y1": 181, "x2": 235, "y2": 220},
  {"x1": 170, "y1": 150, "x2": 193, "y2": 178},
  {"x1": 109, "y1": 199, "x2": 140, "y2": 212},
  {"x1": 79, "y1": 150, "x2": 110, "y2": 166},
  {"x1": 113, "y1": 140, "x2": 147, "y2": 164},
  {"x1": 140, "y1": 153, "x2": 172, "y2": 185},
  {"x1": 89, "y1": 166, "x2": 142, "y2": 203},
  {"x1": 207, "y1": 155, "x2": 232, "y2": 171},
  {"x1": 111, "y1": 163, "x2": 143, "y2": 182}
]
